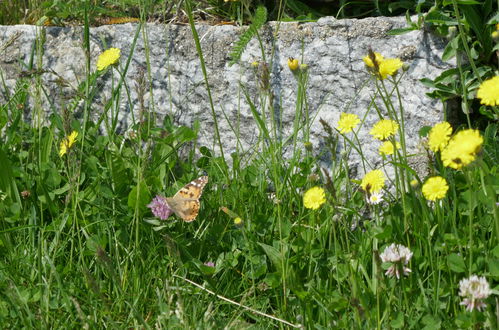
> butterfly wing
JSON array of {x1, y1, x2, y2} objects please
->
[{"x1": 166, "y1": 176, "x2": 208, "y2": 222}]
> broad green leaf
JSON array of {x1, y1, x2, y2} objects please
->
[{"x1": 447, "y1": 253, "x2": 466, "y2": 273}]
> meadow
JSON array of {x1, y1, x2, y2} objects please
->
[{"x1": 0, "y1": 0, "x2": 498, "y2": 328}]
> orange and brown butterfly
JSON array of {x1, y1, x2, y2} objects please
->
[{"x1": 165, "y1": 176, "x2": 208, "y2": 222}]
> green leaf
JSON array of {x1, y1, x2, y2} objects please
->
[
  {"x1": 229, "y1": 6, "x2": 267, "y2": 66},
  {"x1": 488, "y1": 258, "x2": 499, "y2": 277},
  {"x1": 258, "y1": 242, "x2": 283, "y2": 273},
  {"x1": 127, "y1": 181, "x2": 151, "y2": 214},
  {"x1": 391, "y1": 311, "x2": 405, "y2": 328},
  {"x1": 425, "y1": 10, "x2": 458, "y2": 25},
  {"x1": 419, "y1": 126, "x2": 432, "y2": 138},
  {"x1": 0, "y1": 148, "x2": 21, "y2": 206},
  {"x1": 447, "y1": 253, "x2": 466, "y2": 273}
]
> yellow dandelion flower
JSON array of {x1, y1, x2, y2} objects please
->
[
  {"x1": 361, "y1": 169, "x2": 385, "y2": 194},
  {"x1": 441, "y1": 129, "x2": 483, "y2": 169},
  {"x1": 337, "y1": 113, "x2": 360, "y2": 134},
  {"x1": 422, "y1": 176, "x2": 449, "y2": 201},
  {"x1": 410, "y1": 179, "x2": 419, "y2": 188},
  {"x1": 59, "y1": 131, "x2": 78, "y2": 157},
  {"x1": 476, "y1": 76, "x2": 499, "y2": 106},
  {"x1": 363, "y1": 52, "x2": 384, "y2": 68},
  {"x1": 234, "y1": 217, "x2": 244, "y2": 227},
  {"x1": 96, "y1": 48, "x2": 121, "y2": 71},
  {"x1": 370, "y1": 119, "x2": 399, "y2": 140},
  {"x1": 428, "y1": 121, "x2": 452, "y2": 152},
  {"x1": 379, "y1": 140, "x2": 401, "y2": 156},
  {"x1": 288, "y1": 57, "x2": 299, "y2": 71},
  {"x1": 378, "y1": 58, "x2": 403, "y2": 79},
  {"x1": 303, "y1": 186, "x2": 326, "y2": 210}
]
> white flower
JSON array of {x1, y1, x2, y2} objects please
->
[
  {"x1": 459, "y1": 275, "x2": 491, "y2": 312},
  {"x1": 367, "y1": 191, "x2": 384, "y2": 205},
  {"x1": 380, "y1": 243, "x2": 413, "y2": 279}
]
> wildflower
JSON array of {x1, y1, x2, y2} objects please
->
[
  {"x1": 59, "y1": 130, "x2": 78, "y2": 157},
  {"x1": 147, "y1": 195, "x2": 173, "y2": 220},
  {"x1": 124, "y1": 128, "x2": 138, "y2": 140},
  {"x1": 96, "y1": 48, "x2": 121, "y2": 71},
  {"x1": 378, "y1": 58, "x2": 403, "y2": 79},
  {"x1": 370, "y1": 119, "x2": 399, "y2": 140},
  {"x1": 380, "y1": 243, "x2": 413, "y2": 279},
  {"x1": 428, "y1": 122, "x2": 452, "y2": 152},
  {"x1": 493, "y1": 24, "x2": 499, "y2": 39},
  {"x1": 459, "y1": 275, "x2": 491, "y2": 312},
  {"x1": 367, "y1": 191, "x2": 384, "y2": 205},
  {"x1": 363, "y1": 52, "x2": 403, "y2": 79},
  {"x1": 476, "y1": 76, "x2": 499, "y2": 106},
  {"x1": 441, "y1": 129, "x2": 483, "y2": 169},
  {"x1": 422, "y1": 176, "x2": 449, "y2": 201},
  {"x1": 379, "y1": 140, "x2": 401, "y2": 156},
  {"x1": 362, "y1": 52, "x2": 384, "y2": 68},
  {"x1": 288, "y1": 57, "x2": 299, "y2": 71},
  {"x1": 361, "y1": 169, "x2": 385, "y2": 194},
  {"x1": 234, "y1": 217, "x2": 244, "y2": 227},
  {"x1": 303, "y1": 186, "x2": 326, "y2": 210},
  {"x1": 410, "y1": 179, "x2": 419, "y2": 188},
  {"x1": 304, "y1": 141, "x2": 313, "y2": 151},
  {"x1": 251, "y1": 61, "x2": 259, "y2": 68},
  {"x1": 204, "y1": 261, "x2": 215, "y2": 267},
  {"x1": 21, "y1": 190, "x2": 31, "y2": 199},
  {"x1": 337, "y1": 113, "x2": 360, "y2": 134},
  {"x1": 268, "y1": 193, "x2": 281, "y2": 205}
]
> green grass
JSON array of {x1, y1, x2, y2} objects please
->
[{"x1": 1, "y1": 0, "x2": 499, "y2": 328}]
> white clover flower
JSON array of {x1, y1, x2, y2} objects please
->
[
  {"x1": 380, "y1": 243, "x2": 413, "y2": 279},
  {"x1": 459, "y1": 275, "x2": 491, "y2": 312},
  {"x1": 367, "y1": 191, "x2": 384, "y2": 205}
]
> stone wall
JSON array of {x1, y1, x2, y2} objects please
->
[{"x1": 0, "y1": 16, "x2": 451, "y2": 173}]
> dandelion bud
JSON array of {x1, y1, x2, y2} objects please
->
[
  {"x1": 288, "y1": 57, "x2": 299, "y2": 71},
  {"x1": 304, "y1": 141, "x2": 313, "y2": 151},
  {"x1": 234, "y1": 217, "x2": 243, "y2": 227}
]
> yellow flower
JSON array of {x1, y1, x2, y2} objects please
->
[
  {"x1": 361, "y1": 169, "x2": 385, "y2": 194},
  {"x1": 303, "y1": 186, "x2": 326, "y2": 210},
  {"x1": 234, "y1": 217, "x2": 243, "y2": 227},
  {"x1": 379, "y1": 140, "x2": 401, "y2": 156},
  {"x1": 337, "y1": 113, "x2": 360, "y2": 134},
  {"x1": 363, "y1": 52, "x2": 384, "y2": 68},
  {"x1": 363, "y1": 52, "x2": 403, "y2": 79},
  {"x1": 476, "y1": 76, "x2": 499, "y2": 106},
  {"x1": 59, "y1": 131, "x2": 78, "y2": 157},
  {"x1": 96, "y1": 48, "x2": 121, "y2": 71},
  {"x1": 410, "y1": 179, "x2": 419, "y2": 188},
  {"x1": 422, "y1": 176, "x2": 449, "y2": 201},
  {"x1": 441, "y1": 129, "x2": 483, "y2": 169},
  {"x1": 370, "y1": 119, "x2": 399, "y2": 140},
  {"x1": 288, "y1": 57, "x2": 299, "y2": 71},
  {"x1": 251, "y1": 61, "x2": 259, "y2": 68},
  {"x1": 378, "y1": 58, "x2": 403, "y2": 79},
  {"x1": 428, "y1": 121, "x2": 452, "y2": 152}
]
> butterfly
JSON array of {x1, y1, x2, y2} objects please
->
[{"x1": 165, "y1": 176, "x2": 208, "y2": 222}]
